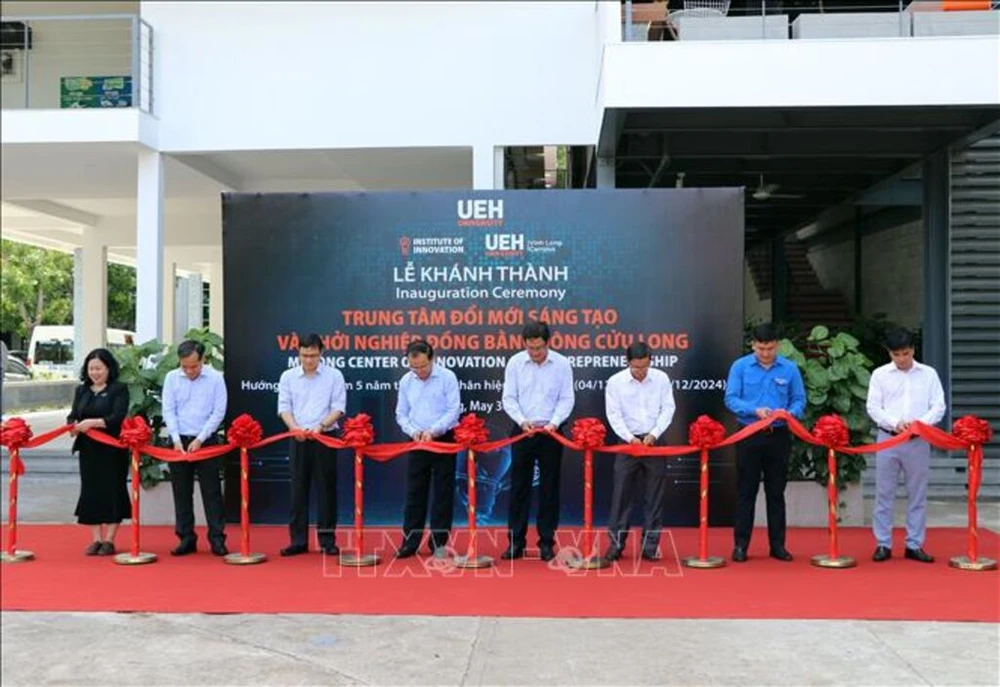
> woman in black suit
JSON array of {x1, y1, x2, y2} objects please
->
[{"x1": 67, "y1": 348, "x2": 130, "y2": 556}]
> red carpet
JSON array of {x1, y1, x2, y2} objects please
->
[{"x1": 2, "y1": 525, "x2": 998, "y2": 622}]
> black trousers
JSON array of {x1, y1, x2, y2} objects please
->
[
  {"x1": 607, "y1": 442, "x2": 667, "y2": 553},
  {"x1": 171, "y1": 435, "x2": 226, "y2": 547},
  {"x1": 401, "y1": 430, "x2": 456, "y2": 551},
  {"x1": 288, "y1": 437, "x2": 338, "y2": 548},
  {"x1": 508, "y1": 426, "x2": 563, "y2": 549},
  {"x1": 734, "y1": 426, "x2": 790, "y2": 550}
]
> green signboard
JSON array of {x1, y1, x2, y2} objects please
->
[{"x1": 60, "y1": 76, "x2": 133, "y2": 109}]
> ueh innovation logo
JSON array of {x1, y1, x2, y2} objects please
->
[
  {"x1": 399, "y1": 236, "x2": 411, "y2": 257},
  {"x1": 457, "y1": 199, "x2": 504, "y2": 227},
  {"x1": 485, "y1": 233, "x2": 525, "y2": 258}
]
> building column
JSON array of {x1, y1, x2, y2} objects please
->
[
  {"x1": 207, "y1": 262, "x2": 224, "y2": 336},
  {"x1": 162, "y1": 255, "x2": 177, "y2": 344},
  {"x1": 596, "y1": 156, "x2": 616, "y2": 189},
  {"x1": 73, "y1": 249, "x2": 84, "y2": 364},
  {"x1": 186, "y1": 272, "x2": 204, "y2": 332},
  {"x1": 136, "y1": 149, "x2": 164, "y2": 343},
  {"x1": 473, "y1": 144, "x2": 504, "y2": 190},
  {"x1": 923, "y1": 149, "x2": 951, "y2": 412},
  {"x1": 771, "y1": 235, "x2": 788, "y2": 323},
  {"x1": 73, "y1": 228, "x2": 108, "y2": 362}
]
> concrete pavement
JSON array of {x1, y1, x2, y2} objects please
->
[{"x1": 1, "y1": 613, "x2": 998, "y2": 686}]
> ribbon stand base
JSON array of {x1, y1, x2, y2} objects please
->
[
  {"x1": 1, "y1": 550, "x2": 34, "y2": 563},
  {"x1": 114, "y1": 551, "x2": 157, "y2": 566},
  {"x1": 569, "y1": 554, "x2": 609, "y2": 570},
  {"x1": 340, "y1": 552, "x2": 381, "y2": 567},
  {"x1": 810, "y1": 554, "x2": 856, "y2": 569},
  {"x1": 682, "y1": 555, "x2": 725, "y2": 569},
  {"x1": 225, "y1": 552, "x2": 267, "y2": 565},
  {"x1": 454, "y1": 554, "x2": 493, "y2": 569},
  {"x1": 949, "y1": 555, "x2": 998, "y2": 572}
]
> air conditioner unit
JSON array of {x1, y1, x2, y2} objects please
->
[
  {"x1": 0, "y1": 21, "x2": 33, "y2": 50},
  {"x1": 0, "y1": 49, "x2": 22, "y2": 84}
]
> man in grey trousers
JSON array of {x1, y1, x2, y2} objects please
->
[
  {"x1": 866, "y1": 328, "x2": 946, "y2": 563},
  {"x1": 603, "y1": 342, "x2": 676, "y2": 562}
]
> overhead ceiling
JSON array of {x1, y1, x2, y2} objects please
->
[{"x1": 606, "y1": 105, "x2": 1000, "y2": 241}]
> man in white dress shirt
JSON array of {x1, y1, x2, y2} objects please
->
[
  {"x1": 603, "y1": 342, "x2": 676, "y2": 562},
  {"x1": 277, "y1": 334, "x2": 347, "y2": 556},
  {"x1": 501, "y1": 321, "x2": 575, "y2": 561},
  {"x1": 162, "y1": 339, "x2": 229, "y2": 556},
  {"x1": 866, "y1": 328, "x2": 946, "y2": 564}
]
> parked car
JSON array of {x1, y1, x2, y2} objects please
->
[{"x1": 3, "y1": 355, "x2": 33, "y2": 382}]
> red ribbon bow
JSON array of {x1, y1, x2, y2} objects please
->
[
  {"x1": 1, "y1": 417, "x2": 32, "y2": 475},
  {"x1": 454, "y1": 413, "x2": 489, "y2": 447},
  {"x1": 227, "y1": 413, "x2": 263, "y2": 448},
  {"x1": 1, "y1": 417, "x2": 33, "y2": 451},
  {"x1": 572, "y1": 418, "x2": 607, "y2": 449},
  {"x1": 119, "y1": 416, "x2": 153, "y2": 448},
  {"x1": 688, "y1": 415, "x2": 726, "y2": 449},
  {"x1": 342, "y1": 413, "x2": 375, "y2": 447},
  {"x1": 952, "y1": 415, "x2": 993, "y2": 446},
  {"x1": 813, "y1": 414, "x2": 850, "y2": 449}
]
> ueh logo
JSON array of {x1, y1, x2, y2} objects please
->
[
  {"x1": 485, "y1": 233, "x2": 524, "y2": 258},
  {"x1": 399, "y1": 236, "x2": 411, "y2": 257},
  {"x1": 457, "y1": 199, "x2": 504, "y2": 227}
]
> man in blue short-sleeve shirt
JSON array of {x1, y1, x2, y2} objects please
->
[{"x1": 724, "y1": 322, "x2": 805, "y2": 563}]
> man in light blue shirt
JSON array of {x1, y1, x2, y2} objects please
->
[
  {"x1": 394, "y1": 339, "x2": 461, "y2": 559},
  {"x1": 162, "y1": 339, "x2": 228, "y2": 556},
  {"x1": 501, "y1": 321, "x2": 575, "y2": 561},
  {"x1": 277, "y1": 333, "x2": 347, "y2": 557},
  {"x1": 724, "y1": 322, "x2": 806, "y2": 563}
]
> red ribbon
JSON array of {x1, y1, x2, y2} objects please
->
[
  {"x1": 454, "y1": 413, "x2": 489, "y2": 447},
  {"x1": 812, "y1": 414, "x2": 850, "y2": 449},
  {"x1": 689, "y1": 415, "x2": 726, "y2": 449},
  {"x1": 571, "y1": 417, "x2": 607, "y2": 449},
  {"x1": 227, "y1": 413, "x2": 264, "y2": 448},
  {"x1": 342, "y1": 413, "x2": 375, "y2": 448},
  {"x1": 119, "y1": 416, "x2": 153, "y2": 448}
]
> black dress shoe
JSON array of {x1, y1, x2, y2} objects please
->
[
  {"x1": 210, "y1": 543, "x2": 229, "y2": 557},
  {"x1": 872, "y1": 546, "x2": 892, "y2": 562},
  {"x1": 279, "y1": 544, "x2": 308, "y2": 557},
  {"x1": 539, "y1": 544, "x2": 556, "y2": 562},
  {"x1": 770, "y1": 548, "x2": 794, "y2": 562},
  {"x1": 395, "y1": 546, "x2": 418, "y2": 559},
  {"x1": 85, "y1": 541, "x2": 102, "y2": 556},
  {"x1": 732, "y1": 546, "x2": 748, "y2": 563},
  {"x1": 641, "y1": 550, "x2": 661, "y2": 562},
  {"x1": 321, "y1": 545, "x2": 340, "y2": 556},
  {"x1": 905, "y1": 547, "x2": 934, "y2": 563},
  {"x1": 500, "y1": 545, "x2": 524, "y2": 560},
  {"x1": 603, "y1": 546, "x2": 623, "y2": 562},
  {"x1": 171, "y1": 540, "x2": 197, "y2": 556}
]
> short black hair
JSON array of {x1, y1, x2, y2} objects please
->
[
  {"x1": 884, "y1": 328, "x2": 914, "y2": 352},
  {"x1": 751, "y1": 322, "x2": 779, "y2": 343},
  {"x1": 176, "y1": 340, "x2": 205, "y2": 360},
  {"x1": 626, "y1": 342, "x2": 651, "y2": 361},
  {"x1": 522, "y1": 321, "x2": 551, "y2": 342},
  {"x1": 80, "y1": 348, "x2": 120, "y2": 384},
  {"x1": 406, "y1": 339, "x2": 434, "y2": 358},
  {"x1": 299, "y1": 333, "x2": 324, "y2": 352}
]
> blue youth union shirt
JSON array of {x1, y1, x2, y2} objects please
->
[{"x1": 724, "y1": 354, "x2": 806, "y2": 426}]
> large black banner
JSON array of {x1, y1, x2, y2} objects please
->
[{"x1": 222, "y1": 189, "x2": 744, "y2": 527}]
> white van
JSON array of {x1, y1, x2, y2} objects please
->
[{"x1": 27, "y1": 326, "x2": 135, "y2": 377}]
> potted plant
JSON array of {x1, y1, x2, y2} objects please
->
[
  {"x1": 114, "y1": 328, "x2": 225, "y2": 524},
  {"x1": 751, "y1": 325, "x2": 874, "y2": 527}
]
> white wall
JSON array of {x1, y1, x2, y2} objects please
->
[
  {"x1": 2, "y1": 2, "x2": 138, "y2": 110},
  {"x1": 140, "y1": 1, "x2": 603, "y2": 153},
  {"x1": 805, "y1": 220, "x2": 925, "y2": 327},
  {"x1": 743, "y1": 261, "x2": 771, "y2": 324},
  {"x1": 600, "y1": 37, "x2": 1000, "y2": 110}
]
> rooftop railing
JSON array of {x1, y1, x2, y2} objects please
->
[
  {"x1": 0, "y1": 14, "x2": 153, "y2": 113},
  {"x1": 622, "y1": 1, "x2": 1000, "y2": 42}
]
